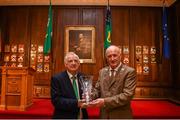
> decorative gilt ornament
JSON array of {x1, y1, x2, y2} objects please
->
[
  {"x1": 136, "y1": 46, "x2": 142, "y2": 54},
  {"x1": 31, "y1": 44, "x2": 37, "y2": 54},
  {"x1": 117, "y1": 46, "x2": 122, "y2": 54},
  {"x1": 123, "y1": 55, "x2": 129, "y2": 64},
  {"x1": 44, "y1": 55, "x2": 50, "y2": 62},
  {"x1": 35, "y1": 87, "x2": 42, "y2": 95},
  {"x1": 143, "y1": 64, "x2": 149, "y2": 75},
  {"x1": 44, "y1": 87, "x2": 50, "y2": 96},
  {"x1": 37, "y1": 63, "x2": 43, "y2": 72},
  {"x1": 44, "y1": 63, "x2": 50, "y2": 72},
  {"x1": 31, "y1": 53, "x2": 36, "y2": 64},
  {"x1": 150, "y1": 46, "x2": 156, "y2": 54},
  {"x1": 11, "y1": 63, "x2": 16, "y2": 67},
  {"x1": 31, "y1": 44, "x2": 36, "y2": 51},
  {"x1": 5, "y1": 45, "x2": 10, "y2": 52},
  {"x1": 17, "y1": 63, "x2": 23, "y2": 67},
  {"x1": 136, "y1": 54, "x2": 142, "y2": 63},
  {"x1": 18, "y1": 54, "x2": 24, "y2": 62},
  {"x1": 29, "y1": 43, "x2": 51, "y2": 73},
  {"x1": 37, "y1": 54, "x2": 43, "y2": 62},
  {"x1": 11, "y1": 45, "x2": 17, "y2": 52},
  {"x1": 123, "y1": 46, "x2": 129, "y2": 54},
  {"x1": 151, "y1": 55, "x2": 156, "y2": 63},
  {"x1": 143, "y1": 55, "x2": 149, "y2": 63},
  {"x1": 31, "y1": 65, "x2": 36, "y2": 70},
  {"x1": 4, "y1": 55, "x2": 10, "y2": 62},
  {"x1": 11, "y1": 54, "x2": 17, "y2": 62},
  {"x1": 18, "y1": 44, "x2": 24, "y2": 53},
  {"x1": 143, "y1": 46, "x2": 149, "y2": 54},
  {"x1": 38, "y1": 45, "x2": 43, "y2": 53}
]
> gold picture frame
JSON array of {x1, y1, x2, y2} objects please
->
[{"x1": 64, "y1": 25, "x2": 96, "y2": 63}]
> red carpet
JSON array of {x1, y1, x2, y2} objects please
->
[
  {"x1": 131, "y1": 100, "x2": 180, "y2": 119},
  {"x1": 0, "y1": 99, "x2": 179, "y2": 119},
  {"x1": 0, "y1": 99, "x2": 54, "y2": 119}
]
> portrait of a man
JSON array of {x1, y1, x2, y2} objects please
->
[
  {"x1": 64, "y1": 26, "x2": 95, "y2": 63},
  {"x1": 69, "y1": 31, "x2": 91, "y2": 59}
]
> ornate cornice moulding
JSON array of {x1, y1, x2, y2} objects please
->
[{"x1": 0, "y1": 0, "x2": 176, "y2": 7}]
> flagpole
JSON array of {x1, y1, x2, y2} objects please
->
[
  {"x1": 43, "y1": 0, "x2": 52, "y2": 55},
  {"x1": 162, "y1": 0, "x2": 172, "y2": 88},
  {"x1": 103, "y1": 0, "x2": 112, "y2": 66},
  {"x1": 28, "y1": 7, "x2": 32, "y2": 68},
  {"x1": 163, "y1": 0, "x2": 165, "y2": 6},
  {"x1": 108, "y1": 0, "x2": 109, "y2": 7},
  {"x1": 50, "y1": 0, "x2": 55, "y2": 74}
]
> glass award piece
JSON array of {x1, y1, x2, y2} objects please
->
[{"x1": 79, "y1": 75, "x2": 93, "y2": 104}]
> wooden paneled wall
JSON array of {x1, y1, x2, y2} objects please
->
[
  {"x1": 52, "y1": 6, "x2": 105, "y2": 82},
  {"x1": 0, "y1": 6, "x2": 173, "y2": 99}
]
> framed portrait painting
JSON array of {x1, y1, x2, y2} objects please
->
[{"x1": 64, "y1": 25, "x2": 96, "y2": 63}]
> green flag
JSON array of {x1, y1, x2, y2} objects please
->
[
  {"x1": 104, "y1": 5, "x2": 112, "y2": 49},
  {"x1": 43, "y1": 0, "x2": 52, "y2": 55}
]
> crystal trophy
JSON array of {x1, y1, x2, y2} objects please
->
[{"x1": 79, "y1": 75, "x2": 93, "y2": 104}]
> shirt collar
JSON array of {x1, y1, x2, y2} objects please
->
[
  {"x1": 109, "y1": 62, "x2": 122, "y2": 72},
  {"x1": 67, "y1": 71, "x2": 77, "y2": 79}
]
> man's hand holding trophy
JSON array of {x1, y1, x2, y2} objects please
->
[{"x1": 79, "y1": 75, "x2": 105, "y2": 108}]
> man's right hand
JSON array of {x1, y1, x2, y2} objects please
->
[{"x1": 78, "y1": 99, "x2": 87, "y2": 108}]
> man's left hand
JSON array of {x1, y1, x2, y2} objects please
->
[{"x1": 88, "y1": 98, "x2": 105, "y2": 107}]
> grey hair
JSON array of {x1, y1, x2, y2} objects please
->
[
  {"x1": 105, "y1": 45, "x2": 121, "y2": 58},
  {"x1": 64, "y1": 52, "x2": 80, "y2": 64}
]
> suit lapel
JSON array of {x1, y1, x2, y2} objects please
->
[
  {"x1": 102, "y1": 69, "x2": 111, "y2": 91},
  {"x1": 109, "y1": 64, "x2": 123, "y2": 89},
  {"x1": 64, "y1": 71, "x2": 76, "y2": 99}
]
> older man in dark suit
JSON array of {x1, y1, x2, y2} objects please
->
[
  {"x1": 51, "y1": 52, "x2": 88, "y2": 119},
  {"x1": 90, "y1": 45, "x2": 137, "y2": 119}
]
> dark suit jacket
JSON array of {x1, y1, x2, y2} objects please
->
[
  {"x1": 51, "y1": 71, "x2": 88, "y2": 119},
  {"x1": 93, "y1": 63, "x2": 136, "y2": 119}
]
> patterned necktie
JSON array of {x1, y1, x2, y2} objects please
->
[
  {"x1": 72, "y1": 76, "x2": 79, "y2": 99},
  {"x1": 110, "y1": 69, "x2": 115, "y2": 80}
]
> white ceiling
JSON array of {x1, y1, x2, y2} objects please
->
[{"x1": 0, "y1": 0, "x2": 176, "y2": 7}]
